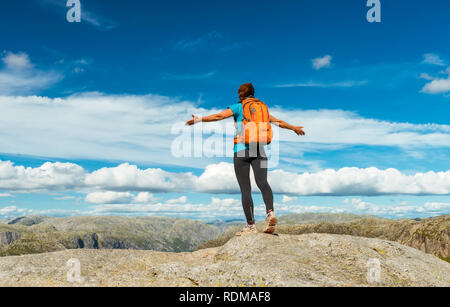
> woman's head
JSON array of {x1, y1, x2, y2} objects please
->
[{"x1": 238, "y1": 83, "x2": 255, "y2": 101}]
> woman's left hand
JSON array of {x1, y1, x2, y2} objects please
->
[{"x1": 185, "y1": 115, "x2": 201, "y2": 126}]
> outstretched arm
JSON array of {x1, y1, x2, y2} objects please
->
[
  {"x1": 185, "y1": 109, "x2": 234, "y2": 126},
  {"x1": 269, "y1": 115, "x2": 305, "y2": 136}
]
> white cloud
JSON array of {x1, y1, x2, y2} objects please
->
[
  {"x1": 0, "y1": 206, "x2": 18, "y2": 214},
  {"x1": 2, "y1": 51, "x2": 32, "y2": 70},
  {"x1": 162, "y1": 71, "x2": 217, "y2": 80},
  {"x1": 344, "y1": 198, "x2": 450, "y2": 217},
  {"x1": 347, "y1": 198, "x2": 371, "y2": 210},
  {"x1": 88, "y1": 203, "x2": 160, "y2": 215},
  {"x1": 40, "y1": 0, "x2": 117, "y2": 31},
  {"x1": 421, "y1": 76, "x2": 450, "y2": 94},
  {"x1": 85, "y1": 191, "x2": 158, "y2": 205},
  {"x1": 276, "y1": 80, "x2": 367, "y2": 88},
  {"x1": 0, "y1": 51, "x2": 62, "y2": 95},
  {"x1": 282, "y1": 195, "x2": 298, "y2": 203},
  {"x1": 85, "y1": 163, "x2": 197, "y2": 192},
  {"x1": 419, "y1": 73, "x2": 434, "y2": 81},
  {"x1": 82, "y1": 11, "x2": 117, "y2": 31},
  {"x1": 175, "y1": 31, "x2": 223, "y2": 51},
  {"x1": 196, "y1": 162, "x2": 238, "y2": 194},
  {"x1": 0, "y1": 193, "x2": 13, "y2": 198},
  {"x1": 166, "y1": 196, "x2": 187, "y2": 204},
  {"x1": 85, "y1": 191, "x2": 134, "y2": 204},
  {"x1": 2, "y1": 160, "x2": 450, "y2": 197},
  {"x1": 422, "y1": 202, "x2": 450, "y2": 211},
  {"x1": 420, "y1": 62, "x2": 450, "y2": 94},
  {"x1": 312, "y1": 55, "x2": 332, "y2": 70},
  {"x1": 0, "y1": 70, "x2": 61, "y2": 95},
  {"x1": 423, "y1": 53, "x2": 445, "y2": 66},
  {"x1": 0, "y1": 206, "x2": 25, "y2": 218},
  {"x1": 134, "y1": 192, "x2": 158, "y2": 204},
  {"x1": 0, "y1": 160, "x2": 84, "y2": 192},
  {"x1": 54, "y1": 196, "x2": 76, "y2": 200}
]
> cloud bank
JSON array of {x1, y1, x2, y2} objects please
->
[
  {"x1": 2, "y1": 195, "x2": 447, "y2": 221},
  {"x1": 1, "y1": 160, "x2": 449, "y2": 197},
  {"x1": 0, "y1": 93, "x2": 449, "y2": 171}
]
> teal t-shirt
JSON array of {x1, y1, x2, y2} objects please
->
[{"x1": 228, "y1": 103, "x2": 249, "y2": 153}]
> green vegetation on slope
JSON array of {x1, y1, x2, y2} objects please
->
[{"x1": 277, "y1": 212, "x2": 381, "y2": 225}]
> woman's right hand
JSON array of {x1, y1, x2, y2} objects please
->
[{"x1": 185, "y1": 115, "x2": 201, "y2": 126}]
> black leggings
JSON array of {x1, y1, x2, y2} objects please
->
[{"x1": 234, "y1": 148, "x2": 274, "y2": 224}]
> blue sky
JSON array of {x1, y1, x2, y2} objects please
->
[{"x1": 0, "y1": 0, "x2": 449, "y2": 221}]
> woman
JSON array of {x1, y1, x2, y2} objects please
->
[{"x1": 186, "y1": 83, "x2": 305, "y2": 236}]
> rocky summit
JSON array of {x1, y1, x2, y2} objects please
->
[
  {"x1": 0, "y1": 233, "x2": 448, "y2": 287},
  {"x1": 199, "y1": 215, "x2": 450, "y2": 262}
]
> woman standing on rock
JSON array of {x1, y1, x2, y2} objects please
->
[{"x1": 186, "y1": 83, "x2": 305, "y2": 236}]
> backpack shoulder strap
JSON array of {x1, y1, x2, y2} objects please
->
[{"x1": 242, "y1": 100, "x2": 251, "y2": 122}]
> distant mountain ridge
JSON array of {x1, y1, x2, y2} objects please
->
[
  {"x1": 0, "y1": 216, "x2": 221, "y2": 256},
  {"x1": 1, "y1": 213, "x2": 448, "y2": 263}
]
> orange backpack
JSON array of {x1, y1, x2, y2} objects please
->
[{"x1": 234, "y1": 98, "x2": 272, "y2": 145}]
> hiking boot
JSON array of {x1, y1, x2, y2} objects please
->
[
  {"x1": 263, "y1": 211, "x2": 277, "y2": 234},
  {"x1": 235, "y1": 224, "x2": 258, "y2": 236}
]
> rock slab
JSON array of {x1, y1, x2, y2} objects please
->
[{"x1": 0, "y1": 233, "x2": 448, "y2": 287}]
